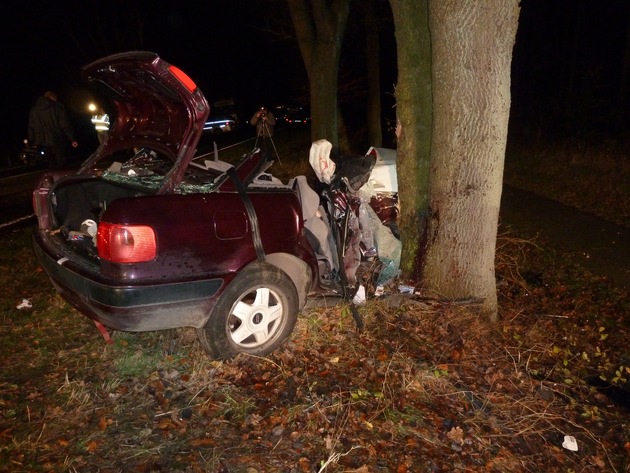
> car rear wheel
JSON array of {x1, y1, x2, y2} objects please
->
[{"x1": 197, "y1": 263, "x2": 299, "y2": 360}]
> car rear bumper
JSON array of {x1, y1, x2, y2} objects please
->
[{"x1": 32, "y1": 231, "x2": 224, "y2": 331}]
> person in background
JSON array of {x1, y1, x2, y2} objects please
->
[
  {"x1": 28, "y1": 90, "x2": 78, "y2": 170},
  {"x1": 250, "y1": 106, "x2": 277, "y2": 158},
  {"x1": 90, "y1": 105, "x2": 110, "y2": 144},
  {"x1": 250, "y1": 106, "x2": 276, "y2": 138}
]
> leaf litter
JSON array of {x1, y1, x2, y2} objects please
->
[{"x1": 0, "y1": 224, "x2": 629, "y2": 473}]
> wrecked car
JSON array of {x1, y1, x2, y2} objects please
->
[{"x1": 31, "y1": 51, "x2": 399, "y2": 360}]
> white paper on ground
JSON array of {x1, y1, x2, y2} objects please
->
[
  {"x1": 562, "y1": 435, "x2": 578, "y2": 451},
  {"x1": 352, "y1": 285, "x2": 366, "y2": 305}
]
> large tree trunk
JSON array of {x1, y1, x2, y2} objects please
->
[
  {"x1": 362, "y1": 0, "x2": 383, "y2": 148},
  {"x1": 288, "y1": 0, "x2": 350, "y2": 148},
  {"x1": 615, "y1": 3, "x2": 630, "y2": 133},
  {"x1": 389, "y1": 0, "x2": 432, "y2": 278},
  {"x1": 424, "y1": 0, "x2": 520, "y2": 320},
  {"x1": 310, "y1": 59, "x2": 343, "y2": 144}
]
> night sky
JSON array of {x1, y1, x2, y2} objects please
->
[{"x1": 1, "y1": 0, "x2": 629, "y2": 159}]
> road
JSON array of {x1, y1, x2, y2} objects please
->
[
  {"x1": 500, "y1": 185, "x2": 629, "y2": 289},
  {"x1": 1, "y1": 159, "x2": 628, "y2": 290},
  {"x1": 0, "y1": 168, "x2": 44, "y2": 226}
]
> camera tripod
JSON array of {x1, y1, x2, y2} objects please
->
[{"x1": 254, "y1": 117, "x2": 281, "y2": 164}]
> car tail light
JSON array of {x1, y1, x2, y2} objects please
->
[
  {"x1": 98, "y1": 222, "x2": 157, "y2": 263},
  {"x1": 168, "y1": 65, "x2": 197, "y2": 92}
]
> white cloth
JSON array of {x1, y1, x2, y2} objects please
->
[{"x1": 309, "y1": 139, "x2": 335, "y2": 184}]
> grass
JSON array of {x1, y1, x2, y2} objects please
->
[
  {"x1": 505, "y1": 138, "x2": 630, "y2": 227},
  {"x1": 1, "y1": 226, "x2": 629, "y2": 471},
  {"x1": 198, "y1": 125, "x2": 315, "y2": 183}
]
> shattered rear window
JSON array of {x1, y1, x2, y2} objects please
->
[
  {"x1": 177, "y1": 166, "x2": 222, "y2": 194},
  {"x1": 102, "y1": 171, "x2": 164, "y2": 191},
  {"x1": 100, "y1": 148, "x2": 222, "y2": 194}
]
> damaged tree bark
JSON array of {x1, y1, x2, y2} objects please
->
[{"x1": 423, "y1": 0, "x2": 520, "y2": 320}]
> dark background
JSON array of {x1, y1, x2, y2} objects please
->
[
  {"x1": 511, "y1": 1, "x2": 630, "y2": 146},
  {"x1": 1, "y1": 0, "x2": 629, "y2": 162},
  {"x1": 0, "y1": 0, "x2": 308, "y2": 160}
]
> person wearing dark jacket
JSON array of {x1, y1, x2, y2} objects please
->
[
  {"x1": 250, "y1": 106, "x2": 276, "y2": 138},
  {"x1": 28, "y1": 91, "x2": 78, "y2": 170},
  {"x1": 250, "y1": 106, "x2": 277, "y2": 159}
]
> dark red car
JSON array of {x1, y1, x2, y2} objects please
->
[{"x1": 31, "y1": 51, "x2": 325, "y2": 359}]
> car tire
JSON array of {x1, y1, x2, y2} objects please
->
[{"x1": 196, "y1": 262, "x2": 299, "y2": 360}]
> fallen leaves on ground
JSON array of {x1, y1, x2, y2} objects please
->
[{"x1": 1, "y1": 227, "x2": 629, "y2": 473}]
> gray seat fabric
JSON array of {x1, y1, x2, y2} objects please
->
[
  {"x1": 293, "y1": 175, "x2": 337, "y2": 273},
  {"x1": 294, "y1": 175, "x2": 319, "y2": 220}
]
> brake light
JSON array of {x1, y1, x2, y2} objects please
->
[
  {"x1": 168, "y1": 65, "x2": 197, "y2": 92},
  {"x1": 98, "y1": 222, "x2": 157, "y2": 263}
]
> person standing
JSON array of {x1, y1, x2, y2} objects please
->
[
  {"x1": 250, "y1": 106, "x2": 277, "y2": 159},
  {"x1": 250, "y1": 106, "x2": 276, "y2": 138},
  {"x1": 89, "y1": 104, "x2": 110, "y2": 144},
  {"x1": 28, "y1": 90, "x2": 78, "y2": 170}
]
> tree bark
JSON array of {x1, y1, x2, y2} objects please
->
[
  {"x1": 615, "y1": 3, "x2": 630, "y2": 132},
  {"x1": 424, "y1": 0, "x2": 520, "y2": 320},
  {"x1": 288, "y1": 0, "x2": 350, "y2": 148},
  {"x1": 362, "y1": 0, "x2": 383, "y2": 148},
  {"x1": 389, "y1": 0, "x2": 432, "y2": 279}
]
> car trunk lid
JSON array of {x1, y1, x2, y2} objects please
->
[{"x1": 78, "y1": 51, "x2": 210, "y2": 194}]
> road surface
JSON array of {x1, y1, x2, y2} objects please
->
[{"x1": 500, "y1": 185, "x2": 629, "y2": 289}]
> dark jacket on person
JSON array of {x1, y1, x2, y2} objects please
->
[
  {"x1": 28, "y1": 95, "x2": 76, "y2": 149},
  {"x1": 250, "y1": 110, "x2": 276, "y2": 137}
]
